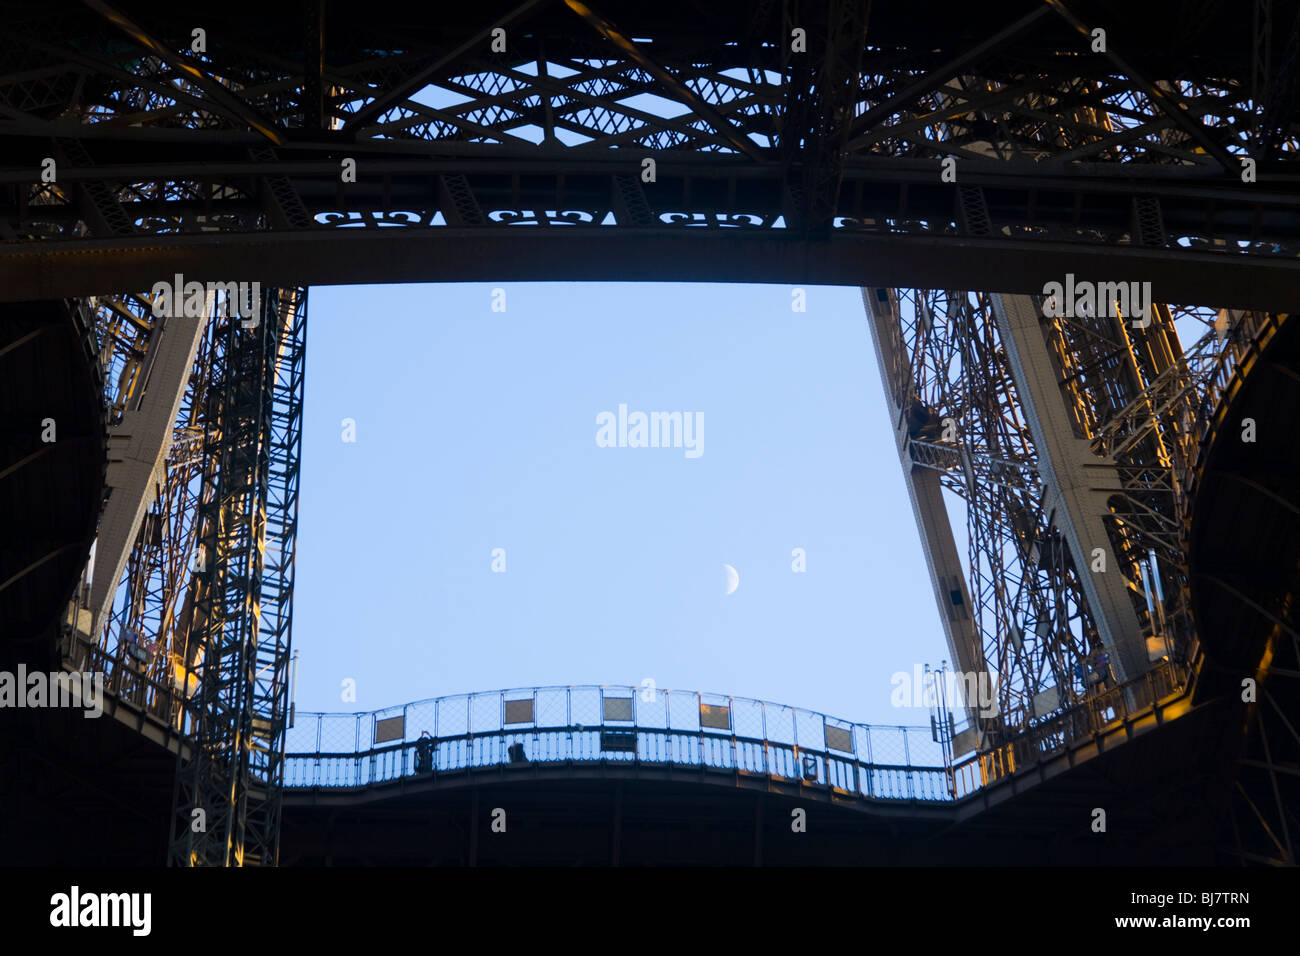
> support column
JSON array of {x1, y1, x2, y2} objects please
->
[
  {"x1": 168, "y1": 288, "x2": 305, "y2": 868},
  {"x1": 85, "y1": 313, "x2": 207, "y2": 640},
  {"x1": 861, "y1": 288, "x2": 988, "y2": 727},
  {"x1": 990, "y1": 294, "x2": 1145, "y2": 681}
]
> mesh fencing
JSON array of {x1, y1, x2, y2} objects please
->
[{"x1": 283, "y1": 684, "x2": 952, "y2": 801}]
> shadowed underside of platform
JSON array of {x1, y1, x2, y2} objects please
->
[{"x1": 0, "y1": 680, "x2": 1230, "y2": 865}]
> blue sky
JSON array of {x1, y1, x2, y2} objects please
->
[{"x1": 290, "y1": 281, "x2": 950, "y2": 729}]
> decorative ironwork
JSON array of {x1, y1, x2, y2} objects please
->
[{"x1": 1, "y1": 2, "x2": 1298, "y2": 304}]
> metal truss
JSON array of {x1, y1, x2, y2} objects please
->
[
  {"x1": 1, "y1": 2, "x2": 1299, "y2": 303},
  {"x1": 867, "y1": 287, "x2": 1098, "y2": 730},
  {"x1": 69, "y1": 292, "x2": 214, "y2": 721},
  {"x1": 1229, "y1": 615, "x2": 1300, "y2": 866},
  {"x1": 868, "y1": 285, "x2": 1279, "y2": 734},
  {"x1": 19, "y1": 0, "x2": 1300, "y2": 861},
  {"x1": 63, "y1": 284, "x2": 305, "y2": 865},
  {"x1": 1085, "y1": 304, "x2": 1275, "y2": 656},
  {"x1": 857, "y1": 28, "x2": 1290, "y2": 733},
  {"x1": 166, "y1": 287, "x2": 305, "y2": 867}
]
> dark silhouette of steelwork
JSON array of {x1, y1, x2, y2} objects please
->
[
  {"x1": 5, "y1": 0, "x2": 1298, "y2": 866},
  {"x1": 0, "y1": 2, "x2": 1298, "y2": 305},
  {"x1": 1186, "y1": 310, "x2": 1300, "y2": 867}
]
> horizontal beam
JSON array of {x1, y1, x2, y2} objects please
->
[{"x1": 3, "y1": 227, "x2": 1299, "y2": 310}]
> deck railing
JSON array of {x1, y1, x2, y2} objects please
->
[
  {"x1": 64, "y1": 638, "x2": 1192, "y2": 806},
  {"x1": 284, "y1": 685, "x2": 954, "y2": 802}
]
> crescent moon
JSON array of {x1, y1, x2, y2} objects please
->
[{"x1": 724, "y1": 564, "x2": 739, "y2": 595}]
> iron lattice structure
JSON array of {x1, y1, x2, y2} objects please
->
[
  {"x1": 866, "y1": 286, "x2": 1273, "y2": 732},
  {"x1": 60, "y1": 283, "x2": 305, "y2": 866},
  {"x1": 853, "y1": 41, "x2": 1289, "y2": 731},
  {"x1": 868, "y1": 287, "x2": 1097, "y2": 729},
  {"x1": 83, "y1": 292, "x2": 211, "y2": 707},
  {"x1": 168, "y1": 288, "x2": 306, "y2": 866},
  {"x1": 0, "y1": 2, "x2": 1298, "y2": 304},
  {"x1": 6, "y1": 0, "x2": 1299, "y2": 863}
]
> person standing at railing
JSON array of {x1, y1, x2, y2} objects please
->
[{"x1": 414, "y1": 732, "x2": 434, "y2": 774}]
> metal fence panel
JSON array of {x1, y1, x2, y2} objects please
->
[
  {"x1": 471, "y1": 691, "x2": 501, "y2": 733},
  {"x1": 764, "y1": 703, "x2": 796, "y2": 745},
  {"x1": 280, "y1": 685, "x2": 961, "y2": 804},
  {"x1": 535, "y1": 687, "x2": 568, "y2": 728},
  {"x1": 436, "y1": 695, "x2": 469, "y2": 737},
  {"x1": 569, "y1": 687, "x2": 601, "y2": 728}
]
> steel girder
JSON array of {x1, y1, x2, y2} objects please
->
[
  {"x1": 167, "y1": 287, "x2": 305, "y2": 867},
  {"x1": 864, "y1": 287, "x2": 1099, "y2": 731},
  {"x1": 863, "y1": 284, "x2": 1274, "y2": 734},
  {"x1": 7, "y1": 0, "x2": 1298, "y2": 855},
  {"x1": 0, "y1": 1, "x2": 1298, "y2": 305}
]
